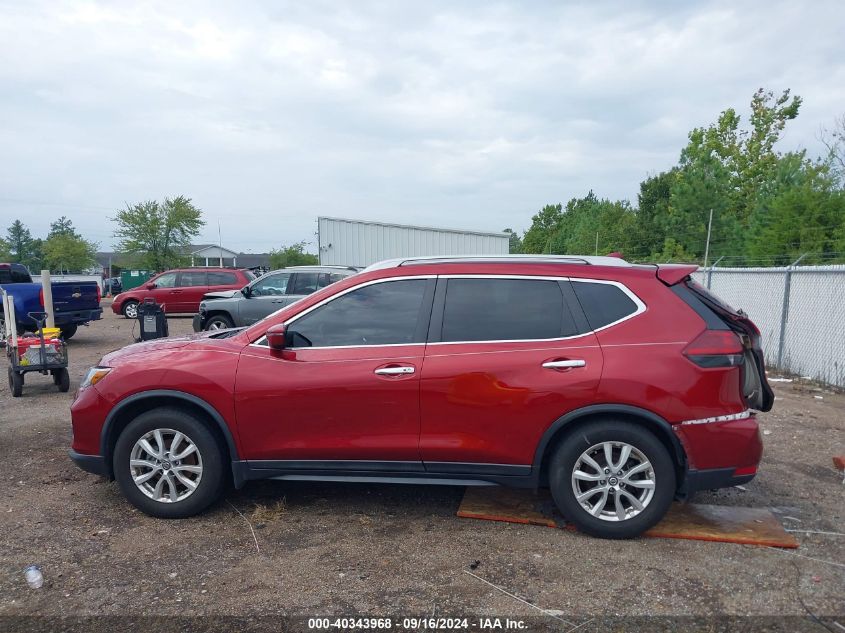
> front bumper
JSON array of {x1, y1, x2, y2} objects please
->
[
  {"x1": 683, "y1": 467, "x2": 756, "y2": 493},
  {"x1": 69, "y1": 450, "x2": 108, "y2": 477},
  {"x1": 192, "y1": 313, "x2": 206, "y2": 332}
]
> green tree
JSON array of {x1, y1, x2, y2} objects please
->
[
  {"x1": 631, "y1": 170, "x2": 676, "y2": 260},
  {"x1": 503, "y1": 228, "x2": 523, "y2": 254},
  {"x1": 48, "y1": 215, "x2": 80, "y2": 239},
  {"x1": 548, "y1": 192, "x2": 637, "y2": 256},
  {"x1": 0, "y1": 236, "x2": 11, "y2": 261},
  {"x1": 522, "y1": 204, "x2": 563, "y2": 253},
  {"x1": 112, "y1": 196, "x2": 205, "y2": 271},
  {"x1": 269, "y1": 242, "x2": 318, "y2": 269},
  {"x1": 43, "y1": 233, "x2": 97, "y2": 273},
  {"x1": 6, "y1": 220, "x2": 42, "y2": 270}
]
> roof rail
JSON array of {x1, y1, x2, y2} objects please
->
[{"x1": 363, "y1": 255, "x2": 631, "y2": 271}]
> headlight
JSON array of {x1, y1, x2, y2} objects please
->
[{"x1": 81, "y1": 366, "x2": 111, "y2": 389}]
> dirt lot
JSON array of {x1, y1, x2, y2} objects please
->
[{"x1": 0, "y1": 306, "x2": 843, "y2": 629}]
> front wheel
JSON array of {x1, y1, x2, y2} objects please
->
[
  {"x1": 8, "y1": 367, "x2": 23, "y2": 397},
  {"x1": 204, "y1": 314, "x2": 234, "y2": 331},
  {"x1": 549, "y1": 420, "x2": 675, "y2": 539},
  {"x1": 113, "y1": 408, "x2": 225, "y2": 518},
  {"x1": 122, "y1": 301, "x2": 139, "y2": 319}
]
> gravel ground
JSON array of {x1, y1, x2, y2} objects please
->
[{"x1": 0, "y1": 305, "x2": 843, "y2": 628}]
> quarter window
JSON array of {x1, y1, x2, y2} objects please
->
[
  {"x1": 289, "y1": 279, "x2": 428, "y2": 347},
  {"x1": 571, "y1": 281, "x2": 639, "y2": 330},
  {"x1": 441, "y1": 278, "x2": 575, "y2": 342}
]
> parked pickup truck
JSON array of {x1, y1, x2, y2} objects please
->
[{"x1": 1, "y1": 263, "x2": 102, "y2": 340}]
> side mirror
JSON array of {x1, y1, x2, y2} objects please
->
[
  {"x1": 241, "y1": 285, "x2": 251, "y2": 297},
  {"x1": 266, "y1": 324, "x2": 287, "y2": 351},
  {"x1": 144, "y1": 282, "x2": 156, "y2": 290}
]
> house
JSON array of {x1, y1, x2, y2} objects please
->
[{"x1": 93, "y1": 245, "x2": 272, "y2": 275}]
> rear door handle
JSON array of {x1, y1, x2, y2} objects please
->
[
  {"x1": 374, "y1": 366, "x2": 415, "y2": 376},
  {"x1": 542, "y1": 359, "x2": 586, "y2": 369}
]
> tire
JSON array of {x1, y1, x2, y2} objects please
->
[
  {"x1": 60, "y1": 324, "x2": 78, "y2": 340},
  {"x1": 204, "y1": 314, "x2": 234, "y2": 331},
  {"x1": 122, "y1": 301, "x2": 139, "y2": 319},
  {"x1": 113, "y1": 407, "x2": 226, "y2": 518},
  {"x1": 8, "y1": 367, "x2": 23, "y2": 397},
  {"x1": 53, "y1": 368, "x2": 70, "y2": 392},
  {"x1": 549, "y1": 420, "x2": 676, "y2": 539}
]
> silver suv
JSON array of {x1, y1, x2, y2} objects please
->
[{"x1": 192, "y1": 265, "x2": 358, "y2": 331}]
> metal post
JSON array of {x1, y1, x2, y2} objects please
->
[
  {"x1": 595, "y1": 232, "x2": 599, "y2": 256},
  {"x1": 703, "y1": 208, "x2": 713, "y2": 269},
  {"x1": 706, "y1": 256, "x2": 724, "y2": 290},
  {"x1": 40, "y1": 269, "x2": 55, "y2": 328},
  {"x1": 776, "y1": 254, "x2": 807, "y2": 368}
]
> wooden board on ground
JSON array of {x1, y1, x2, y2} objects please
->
[{"x1": 456, "y1": 487, "x2": 799, "y2": 548}]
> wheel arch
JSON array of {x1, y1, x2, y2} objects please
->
[
  {"x1": 100, "y1": 389, "x2": 243, "y2": 487},
  {"x1": 533, "y1": 404, "x2": 687, "y2": 490}
]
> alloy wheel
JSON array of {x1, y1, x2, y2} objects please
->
[
  {"x1": 124, "y1": 303, "x2": 138, "y2": 319},
  {"x1": 570, "y1": 441, "x2": 655, "y2": 522},
  {"x1": 129, "y1": 428, "x2": 203, "y2": 503}
]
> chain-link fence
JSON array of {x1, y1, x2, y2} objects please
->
[{"x1": 691, "y1": 264, "x2": 845, "y2": 388}]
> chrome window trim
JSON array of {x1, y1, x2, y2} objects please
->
[{"x1": 248, "y1": 273, "x2": 646, "y2": 349}]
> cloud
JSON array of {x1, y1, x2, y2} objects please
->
[{"x1": 0, "y1": 0, "x2": 843, "y2": 252}]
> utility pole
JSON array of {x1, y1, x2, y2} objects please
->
[
  {"x1": 703, "y1": 208, "x2": 713, "y2": 268},
  {"x1": 218, "y1": 220, "x2": 223, "y2": 267},
  {"x1": 595, "y1": 232, "x2": 599, "y2": 256}
]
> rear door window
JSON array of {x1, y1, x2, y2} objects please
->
[
  {"x1": 289, "y1": 272, "x2": 320, "y2": 295},
  {"x1": 440, "y1": 278, "x2": 576, "y2": 342},
  {"x1": 179, "y1": 271, "x2": 208, "y2": 287},
  {"x1": 208, "y1": 271, "x2": 237, "y2": 286},
  {"x1": 571, "y1": 281, "x2": 639, "y2": 330}
]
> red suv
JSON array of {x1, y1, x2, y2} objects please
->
[
  {"x1": 71, "y1": 256, "x2": 773, "y2": 539},
  {"x1": 111, "y1": 268, "x2": 254, "y2": 318}
]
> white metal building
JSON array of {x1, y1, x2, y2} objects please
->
[{"x1": 317, "y1": 217, "x2": 510, "y2": 267}]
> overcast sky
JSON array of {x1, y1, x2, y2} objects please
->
[{"x1": 1, "y1": 1, "x2": 843, "y2": 253}]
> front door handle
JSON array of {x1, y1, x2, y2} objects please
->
[
  {"x1": 374, "y1": 366, "x2": 415, "y2": 376},
  {"x1": 542, "y1": 359, "x2": 586, "y2": 369}
]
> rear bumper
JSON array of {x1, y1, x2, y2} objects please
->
[
  {"x1": 54, "y1": 308, "x2": 103, "y2": 326},
  {"x1": 69, "y1": 450, "x2": 108, "y2": 477}
]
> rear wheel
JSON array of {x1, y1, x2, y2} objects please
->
[
  {"x1": 122, "y1": 301, "x2": 139, "y2": 319},
  {"x1": 204, "y1": 314, "x2": 234, "y2": 331},
  {"x1": 113, "y1": 408, "x2": 225, "y2": 518},
  {"x1": 60, "y1": 324, "x2": 78, "y2": 340},
  {"x1": 549, "y1": 420, "x2": 675, "y2": 539},
  {"x1": 53, "y1": 368, "x2": 70, "y2": 392}
]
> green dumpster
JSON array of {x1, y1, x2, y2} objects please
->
[{"x1": 121, "y1": 270, "x2": 153, "y2": 291}]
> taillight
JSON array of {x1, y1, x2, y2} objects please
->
[
  {"x1": 97, "y1": 284, "x2": 102, "y2": 303},
  {"x1": 683, "y1": 330, "x2": 744, "y2": 368},
  {"x1": 39, "y1": 288, "x2": 44, "y2": 307}
]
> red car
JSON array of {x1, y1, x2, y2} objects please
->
[
  {"x1": 71, "y1": 256, "x2": 773, "y2": 539},
  {"x1": 111, "y1": 268, "x2": 254, "y2": 318}
]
